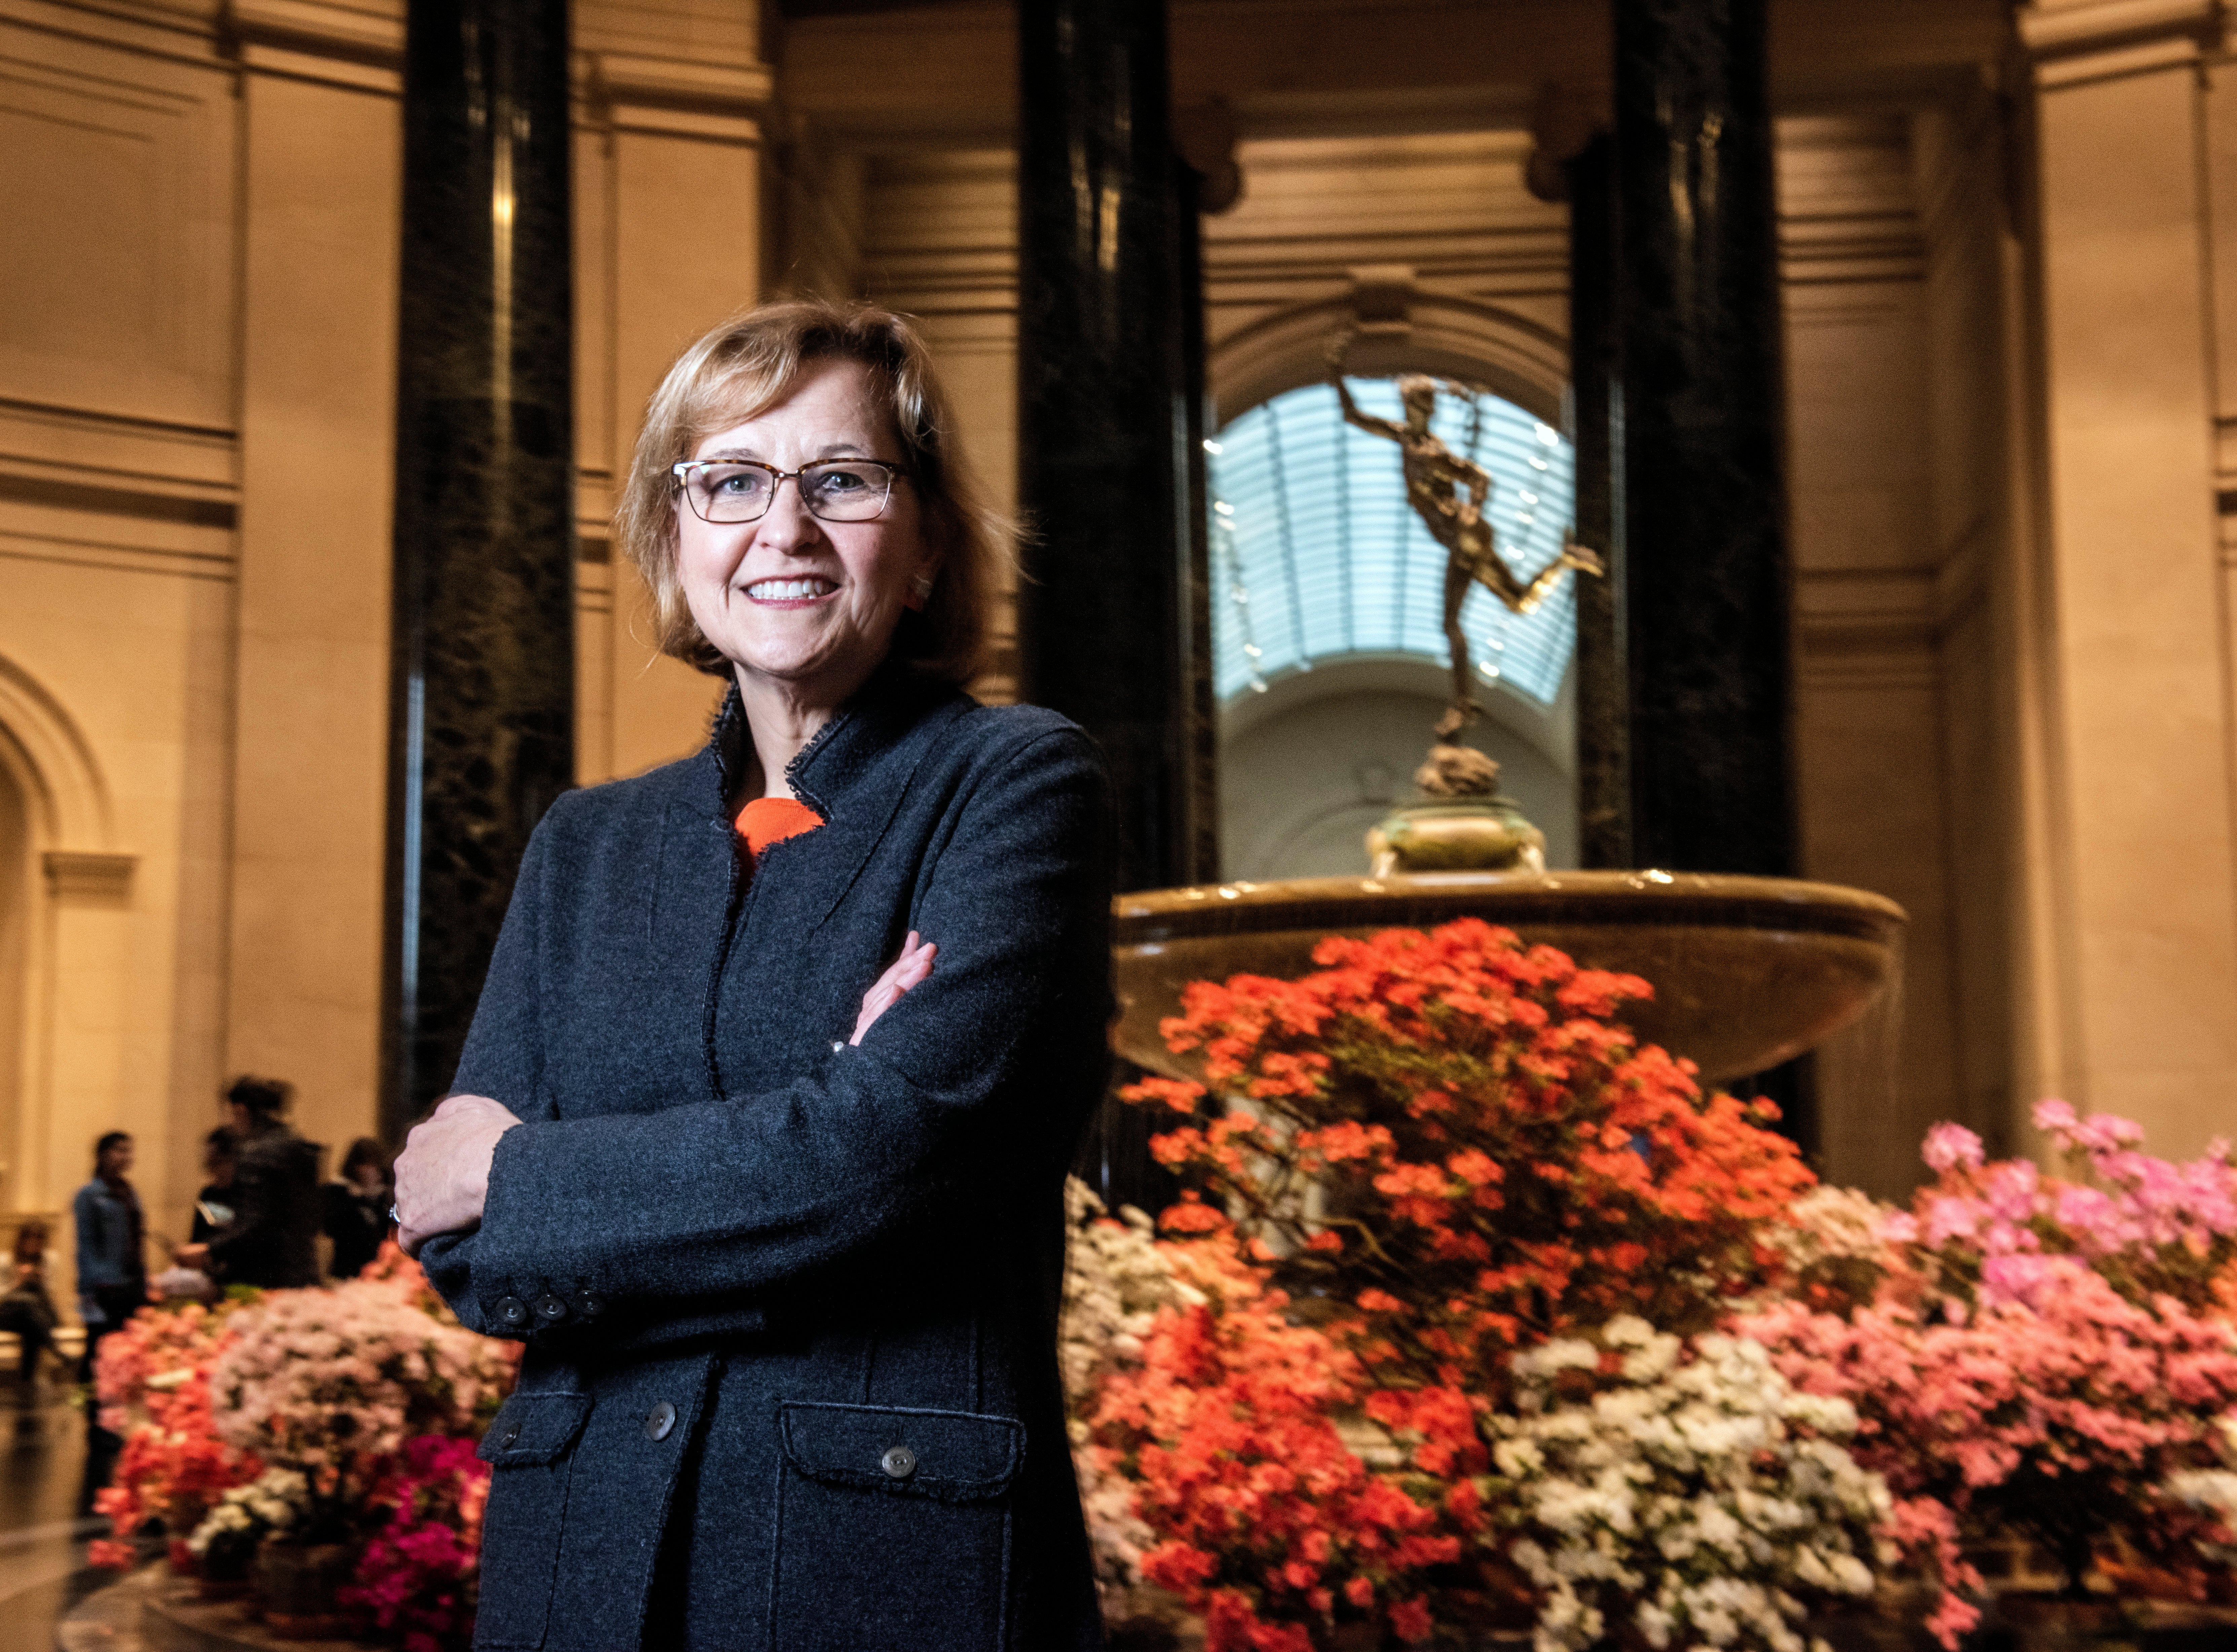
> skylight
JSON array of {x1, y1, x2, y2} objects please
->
[{"x1": 1208, "y1": 377, "x2": 1579, "y2": 706}]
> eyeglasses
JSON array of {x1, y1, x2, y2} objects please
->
[{"x1": 671, "y1": 458, "x2": 909, "y2": 524}]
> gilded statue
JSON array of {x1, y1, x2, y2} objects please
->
[{"x1": 1328, "y1": 337, "x2": 1603, "y2": 743}]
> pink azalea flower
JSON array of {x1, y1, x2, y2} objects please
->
[{"x1": 1921, "y1": 1123, "x2": 1984, "y2": 1174}]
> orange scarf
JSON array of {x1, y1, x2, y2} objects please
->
[{"x1": 735, "y1": 796, "x2": 824, "y2": 860}]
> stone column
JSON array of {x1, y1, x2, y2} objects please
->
[
  {"x1": 1016, "y1": 0, "x2": 1208, "y2": 1209},
  {"x1": 382, "y1": 0, "x2": 575, "y2": 1137},
  {"x1": 2007, "y1": 0, "x2": 2237, "y2": 1157},
  {"x1": 1611, "y1": 0, "x2": 1797, "y2": 879},
  {"x1": 1564, "y1": 129, "x2": 1631, "y2": 870},
  {"x1": 1172, "y1": 154, "x2": 1222, "y2": 886},
  {"x1": 1015, "y1": 0, "x2": 1209, "y2": 895}
]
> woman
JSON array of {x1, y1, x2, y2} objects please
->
[
  {"x1": 72, "y1": 1131, "x2": 145, "y2": 1379},
  {"x1": 321, "y1": 1137, "x2": 393, "y2": 1279},
  {"x1": 397, "y1": 301, "x2": 1112, "y2": 1651}
]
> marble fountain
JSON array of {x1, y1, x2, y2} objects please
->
[
  {"x1": 1110, "y1": 342, "x2": 1912, "y2": 1089},
  {"x1": 1110, "y1": 869, "x2": 1907, "y2": 1087}
]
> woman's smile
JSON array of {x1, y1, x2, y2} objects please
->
[{"x1": 743, "y1": 575, "x2": 840, "y2": 606}]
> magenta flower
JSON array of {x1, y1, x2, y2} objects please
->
[{"x1": 339, "y1": 1434, "x2": 491, "y2": 1652}]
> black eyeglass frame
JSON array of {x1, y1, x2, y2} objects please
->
[{"x1": 669, "y1": 458, "x2": 912, "y2": 524}]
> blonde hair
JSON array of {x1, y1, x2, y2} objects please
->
[{"x1": 614, "y1": 300, "x2": 1012, "y2": 685}]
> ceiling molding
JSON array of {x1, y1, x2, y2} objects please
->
[
  {"x1": 42, "y1": 850, "x2": 137, "y2": 901},
  {"x1": 2020, "y1": 0, "x2": 2217, "y2": 55},
  {"x1": 226, "y1": 0, "x2": 402, "y2": 63},
  {"x1": 1209, "y1": 286, "x2": 1568, "y2": 428},
  {"x1": 591, "y1": 49, "x2": 770, "y2": 142},
  {"x1": 2019, "y1": 0, "x2": 2221, "y2": 83}
]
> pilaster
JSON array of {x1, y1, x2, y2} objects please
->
[
  {"x1": 581, "y1": 42, "x2": 768, "y2": 780},
  {"x1": 226, "y1": 0, "x2": 400, "y2": 1157},
  {"x1": 2013, "y1": 0, "x2": 2237, "y2": 1154}
]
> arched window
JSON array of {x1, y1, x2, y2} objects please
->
[{"x1": 1208, "y1": 377, "x2": 1579, "y2": 705}]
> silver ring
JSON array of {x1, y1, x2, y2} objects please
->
[{"x1": 388, "y1": 1205, "x2": 400, "y2": 1225}]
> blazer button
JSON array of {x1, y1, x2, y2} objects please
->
[
  {"x1": 494, "y1": 1296, "x2": 529, "y2": 1329},
  {"x1": 880, "y1": 1445, "x2": 917, "y2": 1480},
  {"x1": 574, "y1": 1290, "x2": 606, "y2": 1320},
  {"x1": 501, "y1": 1423, "x2": 521, "y2": 1448},
  {"x1": 644, "y1": 1400, "x2": 677, "y2": 1442},
  {"x1": 533, "y1": 1293, "x2": 569, "y2": 1323}
]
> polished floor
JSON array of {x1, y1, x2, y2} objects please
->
[{"x1": 0, "y1": 1379, "x2": 115, "y2": 1652}]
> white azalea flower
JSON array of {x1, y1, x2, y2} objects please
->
[
  {"x1": 1056, "y1": 1177, "x2": 1187, "y2": 1604},
  {"x1": 1492, "y1": 1324, "x2": 1888, "y2": 1652}
]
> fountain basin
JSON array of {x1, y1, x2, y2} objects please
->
[{"x1": 1112, "y1": 871, "x2": 1906, "y2": 1085}]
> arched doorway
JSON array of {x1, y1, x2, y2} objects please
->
[
  {"x1": 1208, "y1": 373, "x2": 1582, "y2": 877},
  {"x1": 0, "y1": 653, "x2": 123, "y2": 1228}
]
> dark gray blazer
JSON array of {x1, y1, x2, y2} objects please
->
[{"x1": 420, "y1": 666, "x2": 1112, "y2": 1651}]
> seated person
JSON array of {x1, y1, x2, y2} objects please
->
[{"x1": 0, "y1": 1223, "x2": 58, "y2": 1411}]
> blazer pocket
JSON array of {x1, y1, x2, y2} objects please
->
[
  {"x1": 770, "y1": 1401, "x2": 1023, "y2": 1651},
  {"x1": 474, "y1": 1392, "x2": 591, "y2": 1650}
]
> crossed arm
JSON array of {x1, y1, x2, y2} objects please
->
[
  {"x1": 399, "y1": 727, "x2": 1111, "y2": 1345},
  {"x1": 393, "y1": 933, "x2": 938, "y2": 1254}
]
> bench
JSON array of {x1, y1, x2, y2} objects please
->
[{"x1": 0, "y1": 1324, "x2": 87, "y2": 1372}]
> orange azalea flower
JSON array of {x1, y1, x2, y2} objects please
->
[{"x1": 1099, "y1": 918, "x2": 1818, "y2": 1646}]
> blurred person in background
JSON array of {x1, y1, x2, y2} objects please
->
[
  {"x1": 73, "y1": 1131, "x2": 146, "y2": 1375},
  {"x1": 190, "y1": 1127, "x2": 236, "y2": 1245},
  {"x1": 73, "y1": 1130, "x2": 146, "y2": 1489},
  {"x1": 175, "y1": 1077, "x2": 319, "y2": 1289},
  {"x1": 137, "y1": 1127, "x2": 243, "y2": 1304},
  {"x1": 0, "y1": 1221, "x2": 59, "y2": 1417},
  {"x1": 322, "y1": 1136, "x2": 393, "y2": 1279}
]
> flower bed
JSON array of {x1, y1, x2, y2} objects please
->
[
  {"x1": 1061, "y1": 918, "x2": 2237, "y2": 1651},
  {"x1": 92, "y1": 1244, "x2": 516, "y2": 1650},
  {"x1": 83, "y1": 919, "x2": 2237, "y2": 1650},
  {"x1": 1740, "y1": 1102, "x2": 2237, "y2": 1642}
]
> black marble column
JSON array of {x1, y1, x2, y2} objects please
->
[
  {"x1": 1612, "y1": 0, "x2": 1797, "y2": 879},
  {"x1": 1173, "y1": 159, "x2": 1221, "y2": 888},
  {"x1": 381, "y1": 0, "x2": 575, "y2": 1141},
  {"x1": 1016, "y1": 0, "x2": 1207, "y2": 895},
  {"x1": 1567, "y1": 131, "x2": 1632, "y2": 870},
  {"x1": 1614, "y1": 0, "x2": 1811, "y2": 1149},
  {"x1": 1017, "y1": 0, "x2": 1209, "y2": 1211}
]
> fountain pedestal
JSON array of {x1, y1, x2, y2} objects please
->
[{"x1": 1113, "y1": 871, "x2": 1904, "y2": 1086}]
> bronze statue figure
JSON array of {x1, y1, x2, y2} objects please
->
[{"x1": 1328, "y1": 336, "x2": 1603, "y2": 740}]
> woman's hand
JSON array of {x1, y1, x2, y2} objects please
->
[
  {"x1": 851, "y1": 932, "x2": 935, "y2": 1047},
  {"x1": 395, "y1": 1093, "x2": 524, "y2": 1256}
]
